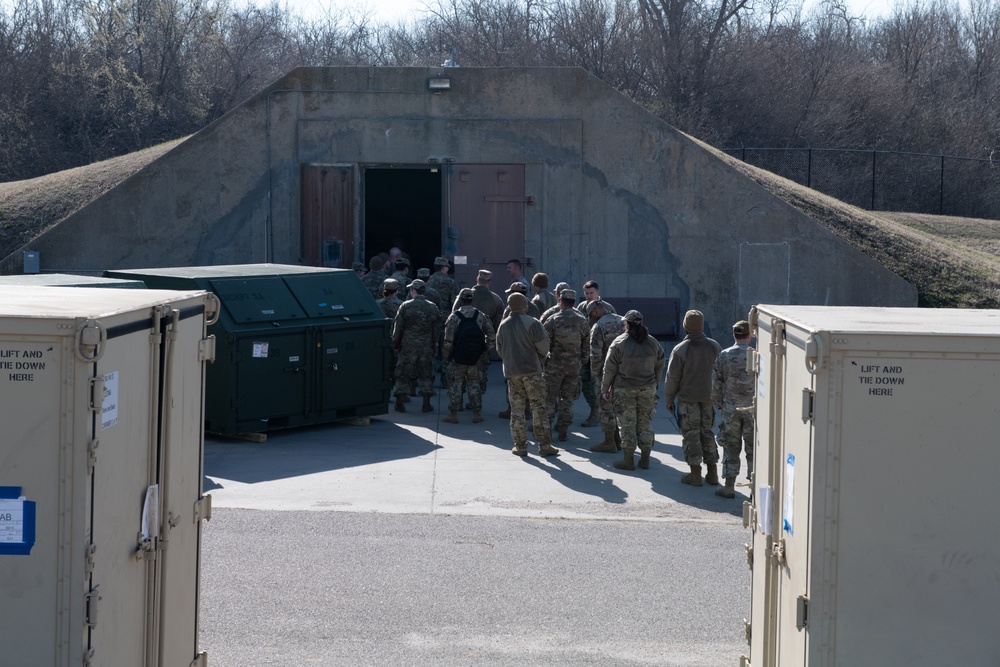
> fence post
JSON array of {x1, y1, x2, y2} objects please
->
[{"x1": 939, "y1": 154, "x2": 945, "y2": 215}]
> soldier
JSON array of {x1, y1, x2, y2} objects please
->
[
  {"x1": 470, "y1": 269, "x2": 504, "y2": 397},
  {"x1": 531, "y1": 272, "x2": 556, "y2": 314},
  {"x1": 665, "y1": 310, "x2": 722, "y2": 486},
  {"x1": 502, "y1": 282, "x2": 540, "y2": 319},
  {"x1": 576, "y1": 280, "x2": 617, "y2": 428},
  {"x1": 712, "y1": 320, "x2": 755, "y2": 498},
  {"x1": 362, "y1": 256, "x2": 386, "y2": 298},
  {"x1": 539, "y1": 282, "x2": 570, "y2": 323},
  {"x1": 601, "y1": 310, "x2": 665, "y2": 471},
  {"x1": 586, "y1": 300, "x2": 626, "y2": 453},
  {"x1": 416, "y1": 267, "x2": 444, "y2": 312},
  {"x1": 506, "y1": 259, "x2": 531, "y2": 289},
  {"x1": 427, "y1": 256, "x2": 459, "y2": 314},
  {"x1": 389, "y1": 258, "x2": 412, "y2": 289},
  {"x1": 391, "y1": 279, "x2": 442, "y2": 413},
  {"x1": 376, "y1": 279, "x2": 403, "y2": 320},
  {"x1": 496, "y1": 293, "x2": 558, "y2": 457},
  {"x1": 441, "y1": 289, "x2": 496, "y2": 424},
  {"x1": 352, "y1": 261, "x2": 367, "y2": 277},
  {"x1": 542, "y1": 289, "x2": 590, "y2": 441}
]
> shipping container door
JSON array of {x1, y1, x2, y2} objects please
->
[
  {"x1": 235, "y1": 332, "x2": 309, "y2": 423},
  {"x1": 448, "y1": 165, "x2": 527, "y2": 287},
  {"x1": 318, "y1": 323, "x2": 392, "y2": 413},
  {"x1": 89, "y1": 318, "x2": 159, "y2": 665},
  {"x1": 301, "y1": 164, "x2": 355, "y2": 268}
]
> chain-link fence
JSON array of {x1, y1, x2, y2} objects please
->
[{"x1": 723, "y1": 147, "x2": 1000, "y2": 220}]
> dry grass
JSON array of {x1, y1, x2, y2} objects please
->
[
  {"x1": 0, "y1": 139, "x2": 183, "y2": 260},
  {"x1": 3, "y1": 135, "x2": 1000, "y2": 307}
]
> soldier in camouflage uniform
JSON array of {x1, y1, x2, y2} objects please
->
[
  {"x1": 539, "y1": 282, "x2": 570, "y2": 323},
  {"x1": 362, "y1": 256, "x2": 387, "y2": 298},
  {"x1": 441, "y1": 289, "x2": 495, "y2": 423},
  {"x1": 391, "y1": 279, "x2": 442, "y2": 413},
  {"x1": 389, "y1": 258, "x2": 412, "y2": 289},
  {"x1": 576, "y1": 280, "x2": 617, "y2": 427},
  {"x1": 541, "y1": 289, "x2": 589, "y2": 441},
  {"x1": 500, "y1": 281, "x2": 540, "y2": 417},
  {"x1": 416, "y1": 268, "x2": 444, "y2": 312},
  {"x1": 376, "y1": 279, "x2": 403, "y2": 320},
  {"x1": 712, "y1": 320, "x2": 755, "y2": 497},
  {"x1": 531, "y1": 272, "x2": 556, "y2": 314},
  {"x1": 470, "y1": 270, "x2": 504, "y2": 398},
  {"x1": 600, "y1": 311, "x2": 665, "y2": 471},
  {"x1": 496, "y1": 293, "x2": 558, "y2": 457},
  {"x1": 665, "y1": 310, "x2": 722, "y2": 486},
  {"x1": 427, "y1": 256, "x2": 459, "y2": 313},
  {"x1": 586, "y1": 300, "x2": 626, "y2": 452}
]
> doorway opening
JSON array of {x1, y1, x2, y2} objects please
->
[{"x1": 363, "y1": 167, "x2": 442, "y2": 272}]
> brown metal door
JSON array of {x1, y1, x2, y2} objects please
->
[
  {"x1": 448, "y1": 164, "x2": 528, "y2": 287},
  {"x1": 301, "y1": 165, "x2": 355, "y2": 267}
]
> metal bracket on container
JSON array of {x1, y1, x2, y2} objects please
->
[
  {"x1": 135, "y1": 537, "x2": 156, "y2": 562},
  {"x1": 771, "y1": 539, "x2": 786, "y2": 566},
  {"x1": 74, "y1": 318, "x2": 107, "y2": 363},
  {"x1": 204, "y1": 293, "x2": 220, "y2": 325},
  {"x1": 796, "y1": 594, "x2": 810, "y2": 629},
  {"x1": 87, "y1": 439, "x2": 99, "y2": 473},
  {"x1": 190, "y1": 651, "x2": 209, "y2": 667},
  {"x1": 83, "y1": 648, "x2": 96, "y2": 667},
  {"x1": 199, "y1": 335, "x2": 216, "y2": 363},
  {"x1": 84, "y1": 586, "x2": 101, "y2": 627},
  {"x1": 801, "y1": 388, "x2": 815, "y2": 423},
  {"x1": 744, "y1": 619, "x2": 752, "y2": 645},
  {"x1": 194, "y1": 494, "x2": 212, "y2": 523},
  {"x1": 744, "y1": 543, "x2": 753, "y2": 569},
  {"x1": 84, "y1": 543, "x2": 96, "y2": 575},
  {"x1": 740, "y1": 654, "x2": 751, "y2": 667},
  {"x1": 89, "y1": 377, "x2": 105, "y2": 413},
  {"x1": 804, "y1": 333, "x2": 823, "y2": 375},
  {"x1": 742, "y1": 501, "x2": 755, "y2": 529}
]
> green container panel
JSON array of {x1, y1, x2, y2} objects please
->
[{"x1": 210, "y1": 277, "x2": 309, "y2": 324}]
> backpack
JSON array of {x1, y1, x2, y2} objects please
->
[{"x1": 451, "y1": 311, "x2": 487, "y2": 365}]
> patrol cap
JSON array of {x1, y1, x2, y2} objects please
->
[
  {"x1": 554, "y1": 281, "x2": 570, "y2": 296},
  {"x1": 560, "y1": 288, "x2": 577, "y2": 302},
  {"x1": 434, "y1": 256, "x2": 450, "y2": 267},
  {"x1": 507, "y1": 293, "x2": 528, "y2": 312},
  {"x1": 733, "y1": 320, "x2": 750, "y2": 337},
  {"x1": 585, "y1": 299, "x2": 606, "y2": 316},
  {"x1": 624, "y1": 309, "x2": 643, "y2": 323},
  {"x1": 506, "y1": 282, "x2": 527, "y2": 294},
  {"x1": 478, "y1": 269, "x2": 493, "y2": 281},
  {"x1": 409, "y1": 279, "x2": 427, "y2": 292},
  {"x1": 352, "y1": 262, "x2": 366, "y2": 271},
  {"x1": 417, "y1": 268, "x2": 431, "y2": 278},
  {"x1": 382, "y1": 278, "x2": 399, "y2": 291},
  {"x1": 458, "y1": 288, "x2": 474, "y2": 301},
  {"x1": 395, "y1": 257, "x2": 410, "y2": 267}
]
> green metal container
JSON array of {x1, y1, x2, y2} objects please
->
[{"x1": 105, "y1": 264, "x2": 391, "y2": 436}]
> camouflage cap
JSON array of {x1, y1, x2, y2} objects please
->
[
  {"x1": 409, "y1": 279, "x2": 427, "y2": 292},
  {"x1": 434, "y1": 256, "x2": 450, "y2": 267},
  {"x1": 560, "y1": 288, "x2": 577, "y2": 302},
  {"x1": 477, "y1": 269, "x2": 492, "y2": 281},
  {"x1": 624, "y1": 309, "x2": 643, "y2": 323},
  {"x1": 458, "y1": 288, "x2": 474, "y2": 300},
  {"x1": 554, "y1": 281, "x2": 570, "y2": 296},
  {"x1": 505, "y1": 282, "x2": 527, "y2": 294},
  {"x1": 382, "y1": 278, "x2": 399, "y2": 291},
  {"x1": 585, "y1": 299, "x2": 606, "y2": 316},
  {"x1": 352, "y1": 262, "x2": 366, "y2": 271},
  {"x1": 733, "y1": 320, "x2": 751, "y2": 337},
  {"x1": 417, "y1": 268, "x2": 431, "y2": 278},
  {"x1": 395, "y1": 257, "x2": 411, "y2": 267}
]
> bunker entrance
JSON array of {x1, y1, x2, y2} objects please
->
[{"x1": 363, "y1": 167, "x2": 442, "y2": 273}]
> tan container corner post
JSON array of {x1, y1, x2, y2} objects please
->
[{"x1": 0, "y1": 286, "x2": 212, "y2": 666}]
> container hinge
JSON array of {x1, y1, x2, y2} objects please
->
[
  {"x1": 83, "y1": 648, "x2": 96, "y2": 667},
  {"x1": 199, "y1": 335, "x2": 216, "y2": 363},
  {"x1": 740, "y1": 654, "x2": 751, "y2": 667},
  {"x1": 771, "y1": 320, "x2": 786, "y2": 356},
  {"x1": 194, "y1": 494, "x2": 213, "y2": 523},
  {"x1": 771, "y1": 539, "x2": 786, "y2": 566},
  {"x1": 801, "y1": 388, "x2": 814, "y2": 422},
  {"x1": 84, "y1": 585, "x2": 101, "y2": 627},
  {"x1": 84, "y1": 543, "x2": 97, "y2": 575},
  {"x1": 742, "y1": 500, "x2": 755, "y2": 529},
  {"x1": 87, "y1": 439, "x2": 99, "y2": 473},
  {"x1": 746, "y1": 347, "x2": 759, "y2": 374},
  {"x1": 744, "y1": 543, "x2": 753, "y2": 569},
  {"x1": 796, "y1": 594, "x2": 809, "y2": 629},
  {"x1": 89, "y1": 376, "x2": 106, "y2": 412},
  {"x1": 190, "y1": 652, "x2": 208, "y2": 667},
  {"x1": 744, "y1": 618, "x2": 752, "y2": 644}
]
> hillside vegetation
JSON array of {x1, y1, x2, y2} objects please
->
[{"x1": 2, "y1": 141, "x2": 999, "y2": 308}]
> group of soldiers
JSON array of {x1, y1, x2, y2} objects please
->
[{"x1": 354, "y1": 253, "x2": 755, "y2": 493}]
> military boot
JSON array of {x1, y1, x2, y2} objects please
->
[
  {"x1": 705, "y1": 464, "x2": 720, "y2": 486},
  {"x1": 589, "y1": 427, "x2": 618, "y2": 453},
  {"x1": 716, "y1": 477, "x2": 737, "y2": 498},
  {"x1": 511, "y1": 442, "x2": 528, "y2": 457},
  {"x1": 394, "y1": 396, "x2": 406, "y2": 413},
  {"x1": 613, "y1": 450, "x2": 636, "y2": 470},
  {"x1": 499, "y1": 404, "x2": 511, "y2": 419},
  {"x1": 580, "y1": 406, "x2": 600, "y2": 427},
  {"x1": 681, "y1": 464, "x2": 703, "y2": 486},
  {"x1": 538, "y1": 444, "x2": 561, "y2": 457},
  {"x1": 441, "y1": 410, "x2": 458, "y2": 423},
  {"x1": 638, "y1": 450, "x2": 651, "y2": 469},
  {"x1": 422, "y1": 396, "x2": 434, "y2": 413},
  {"x1": 472, "y1": 411, "x2": 484, "y2": 423},
  {"x1": 556, "y1": 425, "x2": 568, "y2": 442}
]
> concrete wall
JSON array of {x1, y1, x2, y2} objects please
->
[{"x1": 1, "y1": 66, "x2": 916, "y2": 338}]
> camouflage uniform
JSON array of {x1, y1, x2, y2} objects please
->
[
  {"x1": 442, "y1": 305, "x2": 495, "y2": 413},
  {"x1": 665, "y1": 328, "x2": 722, "y2": 468},
  {"x1": 576, "y1": 299, "x2": 615, "y2": 411},
  {"x1": 361, "y1": 264, "x2": 387, "y2": 298},
  {"x1": 713, "y1": 341, "x2": 754, "y2": 479},
  {"x1": 542, "y1": 307, "x2": 590, "y2": 433},
  {"x1": 390, "y1": 271, "x2": 411, "y2": 289},
  {"x1": 391, "y1": 295, "x2": 441, "y2": 398},
  {"x1": 612, "y1": 386, "x2": 658, "y2": 457},
  {"x1": 532, "y1": 289, "x2": 556, "y2": 314},
  {"x1": 427, "y1": 270, "x2": 459, "y2": 315},
  {"x1": 471, "y1": 284, "x2": 504, "y2": 393},
  {"x1": 496, "y1": 308, "x2": 555, "y2": 454},
  {"x1": 376, "y1": 294, "x2": 402, "y2": 320},
  {"x1": 601, "y1": 329, "x2": 665, "y2": 460},
  {"x1": 591, "y1": 313, "x2": 627, "y2": 438}
]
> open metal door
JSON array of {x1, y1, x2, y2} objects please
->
[
  {"x1": 301, "y1": 165, "x2": 356, "y2": 268},
  {"x1": 447, "y1": 165, "x2": 529, "y2": 286}
]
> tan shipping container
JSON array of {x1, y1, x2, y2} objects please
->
[
  {"x1": 0, "y1": 286, "x2": 216, "y2": 666},
  {"x1": 744, "y1": 305, "x2": 1000, "y2": 666}
]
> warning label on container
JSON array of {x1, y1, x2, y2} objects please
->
[
  {"x1": 854, "y1": 362, "x2": 906, "y2": 397},
  {"x1": 253, "y1": 342, "x2": 269, "y2": 358},
  {"x1": 102, "y1": 371, "x2": 119, "y2": 429},
  {"x1": 0, "y1": 345, "x2": 52, "y2": 383}
]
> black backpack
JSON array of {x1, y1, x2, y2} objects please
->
[{"x1": 451, "y1": 311, "x2": 487, "y2": 365}]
